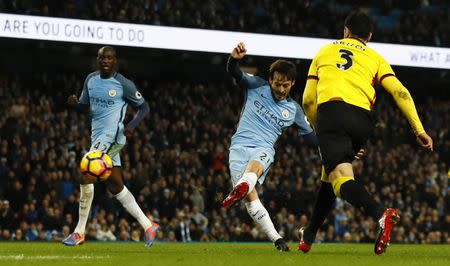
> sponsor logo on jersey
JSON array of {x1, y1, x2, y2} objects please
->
[
  {"x1": 109, "y1": 89, "x2": 117, "y2": 97},
  {"x1": 91, "y1": 97, "x2": 115, "y2": 107},
  {"x1": 254, "y1": 100, "x2": 285, "y2": 127}
]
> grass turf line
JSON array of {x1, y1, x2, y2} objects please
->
[{"x1": 0, "y1": 242, "x2": 448, "y2": 266}]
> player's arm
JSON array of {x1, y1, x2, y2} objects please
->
[
  {"x1": 126, "y1": 101, "x2": 149, "y2": 130},
  {"x1": 67, "y1": 76, "x2": 90, "y2": 113},
  {"x1": 294, "y1": 102, "x2": 317, "y2": 147},
  {"x1": 121, "y1": 77, "x2": 149, "y2": 136},
  {"x1": 227, "y1": 42, "x2": 266, "y2": 89},
  {"x1": 381, "y1": 75, "x2": 433, "y2": 151},
  {"x1": 302, "y1": 58, "x2": 319, "y2": 129}
]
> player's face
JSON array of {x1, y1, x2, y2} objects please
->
[
  {"x1": 97, "y1": 49, "x2": 117, "y2": 76},
  {"x1": 269, "y1": 72, "x2": 295, "y2": 101}
]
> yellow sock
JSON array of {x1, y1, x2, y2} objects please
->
[{"x1": 330, "y1": 176, "x2": 354, "y2": 197}]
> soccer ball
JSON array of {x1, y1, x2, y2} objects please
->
[{"x1": 80, "y1": 150, "x2": 113, "y2": 183}]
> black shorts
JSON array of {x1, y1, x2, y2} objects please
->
[{"x1": 317, "y1": 101, "x2": 374, "y2": 174}]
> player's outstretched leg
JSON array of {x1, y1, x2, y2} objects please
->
[
  {"x1": 223, "y1": 172, "x2": 257, "y2": 208},
  {"x1": 113, "y1": 185, "x2": 158, "y2": 247},
  {"x1": 374, "y1": 208, "x2": 400, "y2": 255},
  {"x1": 329, "y1": 164, "x2": 398, "y2": 255},
  {"x1": 63, "y1": 183, "x2": 94, "y2": 246}
]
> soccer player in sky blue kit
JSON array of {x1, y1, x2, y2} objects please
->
[
  {"x1": 222, "y1": 42, "x2": 317, "y2": 251},
  {"x1": 63, "y1": 46, "x2": 159, "y2": 247}
]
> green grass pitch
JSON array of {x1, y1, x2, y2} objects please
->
[{"x1": 0, "y1": 242, "x2": 448, "y2": 266}]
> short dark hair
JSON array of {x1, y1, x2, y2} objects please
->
[
  {"x1": 98, "y1": 46, "x2": 116, "y2": 57},
  {"x1": 344, "y1": 11, "x2": 373, "y2": 40},
  {"x1": 269, "y1": 60, "x2": 297, "y2": 81}
]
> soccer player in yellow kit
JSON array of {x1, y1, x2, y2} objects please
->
[{"x1": 298, "y1": 11, "x2": 433, "y2": 255}]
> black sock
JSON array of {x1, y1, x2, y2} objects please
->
[
  {"x1": 340, "y1": 180, "x2": 383, "y2": 219},
  {"x1": 305, "y1": 182, "x2": 336, "y2": 242}
]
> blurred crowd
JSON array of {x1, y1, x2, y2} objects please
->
[
  {"x1": 1, "y1": 0, "x2": 449, "y2": 47},
  {"x1": 0, "y1": 70, "x2": 448, "y2": 244}
]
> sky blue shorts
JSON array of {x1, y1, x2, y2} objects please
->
[
  {"x1": 229, "y1": 145, "x2": 274, "y2": 186},
  {"x1": 90, "y1": 136, "x2": 124, "y2": 166}
]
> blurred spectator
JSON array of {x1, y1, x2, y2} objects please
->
[{"x1": 96, "y1": 221, "x2": 117, "y2": 241}]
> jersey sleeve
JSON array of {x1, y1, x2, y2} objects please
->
[
  {"x1": 243, "y1": 73, "x2": 267, "y2": 90},
  {"x1": 306, "y1": 56, "x2": 319, "y2": 79},
  {"x1": 227, "y1": 56, "x2": 267, "y2": 90},
  {"x1": 381, "y1": 76, "x2": 425, "y2": 135},
  {"x1": 118, "y1": 75, "x2": 145, "y2": 107},
  {"x1": 376, "y1": 56, "x2": 395, "y2": 84},
  {"x1": 294, "y1": 102, "x2": 314, "y2": 135},
  {"x1": 79, "y1": 75, "x2": 92, "y2": 105}
]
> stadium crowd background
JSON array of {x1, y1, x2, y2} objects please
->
[
  {"x1": 1, "y1": 0, "x2": 449, "y2": 46},
  {"x1": 0, "y1": 0, "x2": 449, "y2": 244}
]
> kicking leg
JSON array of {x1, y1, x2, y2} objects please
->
[{"x1": 223, "y1": 160, "x2": 263, "y2": 208}]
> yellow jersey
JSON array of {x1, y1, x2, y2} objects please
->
[{"x1": 307, "y1": 37, "x2": 395, "y2": 111}]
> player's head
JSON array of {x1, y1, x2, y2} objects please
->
[
  {"x1": 269, "y1": 59, "x2": 296, "y2": 101},
  {"x1": 344, "y1": 11, "x2": 373, "y2": 43},
  {"x1": 97, "y1": 46, "x2": 117, "y2": 76}
]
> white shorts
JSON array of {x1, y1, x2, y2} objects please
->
[
  {"x1": 90, "y1": 137, "x2": 125, "y2": 167},
  {"x1": 229, "y1": 145, "x2": 274, "y2": 186}
]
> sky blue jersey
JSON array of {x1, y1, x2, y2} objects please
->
[
  {"x1": 79, "y1": 71, "x2": 145, "y2": 144},
  {"x1": 230, "y1": 66, "x2": 313, "y2": 150}
]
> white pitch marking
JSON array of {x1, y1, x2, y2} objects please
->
[{"x1": 0, "y1": 254, "x2": 110, "y2": 260}]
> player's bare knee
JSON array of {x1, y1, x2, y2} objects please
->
[{"x1": 245, "y1": 160, "x2": 264, "y2": 176}]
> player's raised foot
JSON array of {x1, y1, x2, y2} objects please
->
[
  {"x1": 62, "y1": 232, "x2": 85, "y2": 246},
  {"x1": 374, "y1": 208, "x2": 400, "y2": 255},
  {"x1": 222, "y1": 182, "x2": 249, "y2": 208},
  {"x1": 298, "y1": 227, "x2": 313, "y2": 253},
  {"x1": 144, "y1": 222, "x2": 160, "y2": 247},
  {"x1": 274, "y1": 238, "x2": 290, "y2": 252}
]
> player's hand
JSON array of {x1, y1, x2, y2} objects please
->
[
  {"x1": 416, "y1": 132, "x2": 433, "y2": 151},
  {"x1": 354, "y1": 149, "x2": 365, "y2": 160},
  {"x1": 124, "y1": 127, "x2": 134, "y2": 138},
  {"x1": 67, "y1": 95, "x2": 79, "y2": 105},
  {"x1": 231, "y1": 42, "x2": 247, "y2": 60}
]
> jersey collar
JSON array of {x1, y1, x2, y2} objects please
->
[
  {"x1": 99, "y1": 72, "x2": 117, "y2": 79},
  {"x1": 346, "y1": 37, "x2": 367, "y2": 46}
]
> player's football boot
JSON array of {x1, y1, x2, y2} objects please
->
[
  {"x1": 62, "y1": 232, "x2": 85, "y2": 246},
  {"x1": 297, "y1": 227, "x2": 313, "y2": 253},
  {"x1": 274, "y1": 238, "x2": 290, "y2": 252},
  {"x1": 374, "y1": 208, "x2": 400, "y2": 255},
  {"x1": 144, "y1": 222, "x2": 160, "y2": 247},
  {"x1": 222, "y1": 182, "x2": 249, "y2": 208}
]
